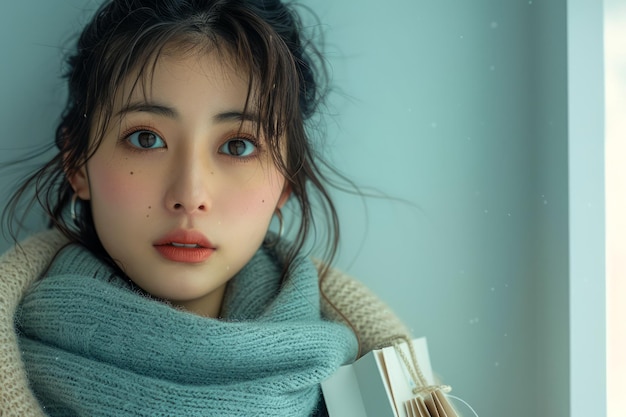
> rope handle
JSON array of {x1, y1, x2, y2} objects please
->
[
  {"x1": 385, "y1": 335, "x2": 481, "y2": 417},
  {"x1": 387, "y1": 335, "x2": 451, "y2": 396}
]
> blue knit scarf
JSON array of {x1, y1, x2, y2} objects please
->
[{"x1": 16, "y1": 241, "x2": 357, "y2": 416}]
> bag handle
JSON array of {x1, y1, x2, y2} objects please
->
[{"x1": 389, "y1": 335, "x2": 451, "y2": 396}]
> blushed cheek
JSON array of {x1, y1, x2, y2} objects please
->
[
  {"x1": 224, "y1": 181, "x2": 284, "y2": 221},
  {"x1": 90, "y1": 164, "x2": 153, "y2": 210}
]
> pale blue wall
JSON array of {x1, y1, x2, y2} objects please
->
[
  {"x1": 301, "y1": 1, "x2": 568, "y2": 416},
  {"x1": 531, "y1": 1, "x2": 570, "y2": 416},
  {"x1": 0, "y1": 1, "x2": 606, "y2": 416},
  {"x1": 567, "y1": 0, "x2": 606, "y2": 415},
  {"x1": 0, "y1": 0, "x2": 94, "y2": 241}
]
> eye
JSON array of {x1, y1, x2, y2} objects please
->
[
  {"x1": 219, "y1": 138, "x2": 257, "y2": 157},
  {"x1": 126, "y1": 130, "x2": 166, "y2": 149}
]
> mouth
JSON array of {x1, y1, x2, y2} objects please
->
[{"x1": 154, "y1": 230, "x2": 215, "y2": 263}]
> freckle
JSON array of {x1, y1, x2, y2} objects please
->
[
  {"x1": 148, "y1": 206, "x2": 152, "y2": 209},
  {"x1": 262, "y1": 200, "x2": 265, "y2": 203},
  {"x1": 130, "y1": 171, "x2": 134, "y2": 175},
  {"x1": 146, "y1": 214, "x2": 150, "y2": 218},
  {"x1": 211, "y1": 171, "x2": 214, "y2": 175}
]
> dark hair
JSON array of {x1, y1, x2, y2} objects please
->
[{"x1": 3, "y1": 0, "x2": 341, "y2": 279}]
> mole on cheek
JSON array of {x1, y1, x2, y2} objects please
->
[{"x1": 130, "y1": 171, "x2": 134, "y2": 175}]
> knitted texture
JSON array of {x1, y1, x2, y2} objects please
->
[
  {"x1": 16, "y1": 242, "x2": 357, "y2": 417},
  {"x1": 0, "y1": 230, "x2": 68, "y2": 417},
  {"x1": 315, "y1": 260, "x2": 412, "y2": 356},
  {"x1": 0, "y1": 229, "x2": 411, "y2": 416}
]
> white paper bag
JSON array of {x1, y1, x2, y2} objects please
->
[{"x1": 321, "y1": 337, "x2": 440, "y2": 417}]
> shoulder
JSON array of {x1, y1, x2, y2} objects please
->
[
  {"x1": 0, "y1": 229, "x2": 65, "y2": 416},
  {"x1": 311, "y1": 259, "x2": 412, "y2": 358},
  {"x1": 1, "y1": 229, "x2": 69, "y2": 304}
]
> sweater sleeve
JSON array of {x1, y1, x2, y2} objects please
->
[
  {"x1": 0, "y1": 229, "x2": 68, "y2": 417},
  {"x1": 313, "y1": 260, "x2": 412, "y2": 358}
]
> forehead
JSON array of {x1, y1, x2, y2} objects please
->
[{"x1": 117, "y1": 46, "x2": 252, "y2": 105}]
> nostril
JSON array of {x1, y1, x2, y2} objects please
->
[{"x1": 170, "y1": 202, "x2": 208, "y2": 212}]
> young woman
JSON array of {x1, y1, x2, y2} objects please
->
[{"x1": 0, "y1": 0, "x2": 410, "y2": 415}]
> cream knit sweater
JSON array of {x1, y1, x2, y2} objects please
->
[{"x1": 0, "y1": 229, "x2": 410, "y2": 417}]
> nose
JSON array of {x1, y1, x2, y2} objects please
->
[{"x1": 164, "y1": 153, "x2": 212, "y2": 215}]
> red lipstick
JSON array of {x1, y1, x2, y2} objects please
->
[{"x1": 153, "y1": 229, "x2": 215, "y2": 263}]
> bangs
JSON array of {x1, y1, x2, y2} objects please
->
[{"x1": 81, "y1": 4, "x2": 302, "y2": 173}]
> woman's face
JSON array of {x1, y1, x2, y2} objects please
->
[{"x1": 70, "y1": 49, "x2": 289, "y2": 317}]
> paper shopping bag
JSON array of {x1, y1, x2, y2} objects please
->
[{"x1": 321, "y1": 337, "x2": 459, "y2": 417}]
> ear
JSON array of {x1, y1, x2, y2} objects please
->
[
  {"x1": 61, "y1": 129, "x2": 91, "y2": 200},
  {"x1": 277, "y1": 183, "x2": 291, "y2": 209},
  {"x1": 66, "y1": 163, "x2": 91, "y2": 200}
]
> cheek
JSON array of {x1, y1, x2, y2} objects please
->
[
  {"x1": 88, "y1": 162, "x2": 154, "y2": 211},
  {"x1": 221, "y1": 190, "x2": 274, "y2": 222},
  {"x1": 222, "y1": 172, "x2": 285, "y2": 217}
]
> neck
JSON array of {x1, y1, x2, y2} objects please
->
[{"x1": 171, "y1": 283, "x2": 227, "y2": 318}]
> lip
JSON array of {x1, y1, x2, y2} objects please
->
[{"x1": 153, "y1": 229, "x2": 215, "y2": 263}]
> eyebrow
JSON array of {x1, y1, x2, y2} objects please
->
[
  {"x1": 214, "y1": 111, "x2": 259, "y2": 124},
  {"x1": 116, "y1": 101, "x2": 259, "y2": 123},
  {"x1": 116, "y1": 102, "x2": 177, "y2": 118}
]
